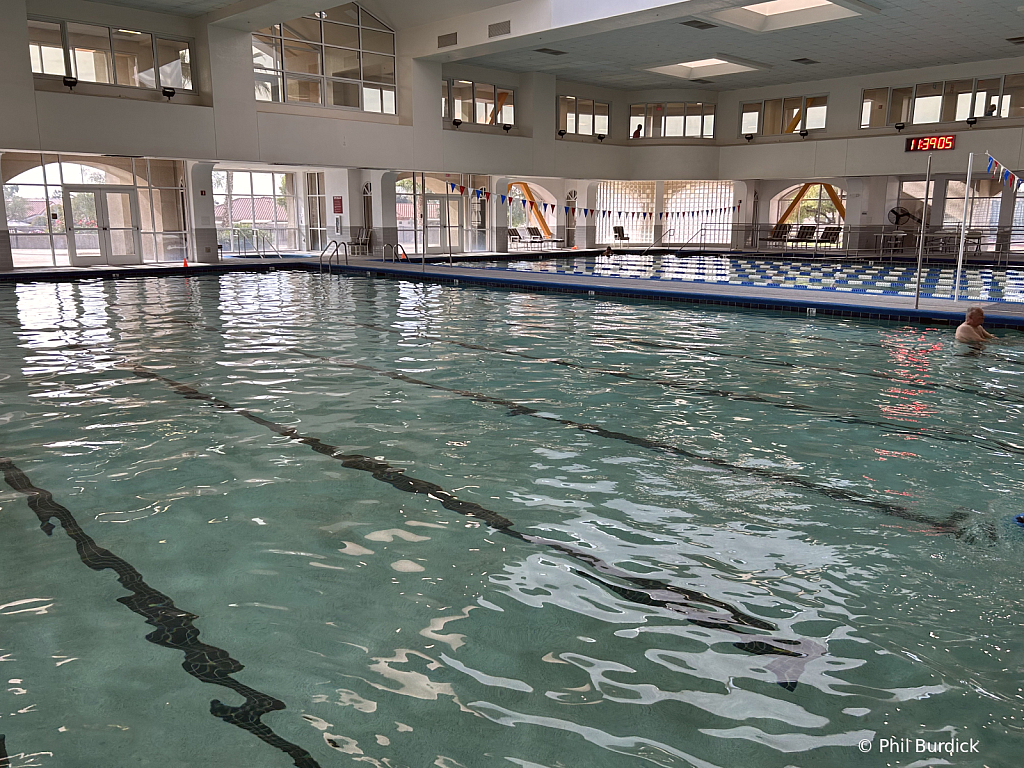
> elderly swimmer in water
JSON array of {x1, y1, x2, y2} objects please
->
[{"x1": 955, "y1": 307, "x2": 995, "y2": 343}]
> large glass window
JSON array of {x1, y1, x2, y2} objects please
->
[
  {"x1": 3, "y1": 153, "x2": 186, "y2": 267},
  {"x1": 741, "y1": 103, "x2": 760, "y2": 134},
  {"x1": 860, "y1": 88, "x2": 888, "y2": 128},
  {"x1": 631, "y1": 101, "x2": 714, "y2": 139},
  {"x1": 629, "y1": 104, "x2": 645, "y2": 138},
  {"x1": 253, "y1": 2, "x2": 396, "y2": 114},
  {"x1": 912, "y1": 82, "x2": 943, "y2": 124},
  {"x1": 28, "y1": 17, "x2": 190, "y2": 91},
  {"x1": 27, "y1": 20, "x2": 67, "y2": 76},
  {"x1": 864, "y1": 75, "x2": 1024, "y2": 127},
  {"x1": 444, "y1": 79, "x2": 515, "y2": 126},
  {"x1": 1002, "y1": 74, "x2": 1024, "y2": 118},
  {"x1": 742, "y1": 95, "x2": 826, "y2": 135},
  {"x1": 213, "y1": 170, "x2": 300, "y2": 254},
  {"x1": 889, "y1": 87, "x2": 913, "y2": 124}
]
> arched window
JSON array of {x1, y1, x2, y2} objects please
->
[{"x1": 773, "y1": 184, "x2": 846, "y2": 226}]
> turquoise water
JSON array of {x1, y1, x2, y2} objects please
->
[
  {"x1": 1, "y1": 272, "x2": 1023, "y2": 768},
  {"x1": 463, "y1": 254, "x2": 1024, "y2": 302}
]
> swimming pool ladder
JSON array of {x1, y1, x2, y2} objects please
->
[
  {"x1": 383, "y1": 244, "x2": 410, "y2": 262},
  {"x1": 318, "y1": 240, "x2": 349, "y2": 271}
]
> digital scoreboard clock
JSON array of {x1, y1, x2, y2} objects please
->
[{"x1": 905, "y1": 135, "x2": 956, "y2": 151}]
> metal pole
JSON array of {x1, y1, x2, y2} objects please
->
[
  {"x1": 445, "y1": 181, "x2": 453, "y2": 266},
  {"x1": 914, "y1": 153, "x2": 933, "y2": 309},
  {"x1": 954, "y1": 151, "x2": 974, "y2": 302}
]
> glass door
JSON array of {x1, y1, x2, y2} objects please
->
[
  {"x1": 424, "y1": 196, "x2": 444, "y2": 254},
  {"x1": 66, "y1": 188, "x2": 103, "y2": 265},
  {"x1": 65, "y1": 185, "x2": 142, "y2": 266},
  {"x1": 103, "y1": 190, "x2": 140, "y2": 265}
]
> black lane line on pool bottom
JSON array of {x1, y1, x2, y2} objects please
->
[
  {"x1": 128, "y1": 365, "x2": 776, "y2": 634},
  {"x1": 288, "y1": 350, "x2": 983, "y2": 539},
  {"x1": 354, "y1": 323, "x2": 1024, "y2": 457},
  {"x1": 0, "y1": 458, "x2": 323, "y2": 768}
]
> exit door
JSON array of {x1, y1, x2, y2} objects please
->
[
  {"x1": 65, "y1": 186, "x2": 142, "y2": 266},
  {"x1": 424, "y1": 194, "x2": 462, "y2": 255}
]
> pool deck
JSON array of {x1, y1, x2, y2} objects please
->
[{"x1": 2, "y1": 251, "x2": 1024, "y2": 328}]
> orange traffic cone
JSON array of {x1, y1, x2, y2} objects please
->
[{"x1": 183, "y1": 257, "x2": 188, "y2": 268}]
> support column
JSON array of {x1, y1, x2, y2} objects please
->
[
  {"x1": 653, "y1": 180, "x2": 665, "y2": 246},
  {"x1": 323, "y1": 168, "x2": 351, "y2": 243},
  {"x1": 188, "y1": 162, "x2": 219, "y2": 263},
  {"x1": 0, "y1": 159, "x2": 13, "y2": 270},
  {"x1": 997, "y1": 183, "x2": 1016, "y2": 256},
  {"x1": 585, "y1": 181, "x2": 598, "y2": 248},
  {"x1": 379, "y1": 171, "x2": 398, "y2": 250},
  {"x1": 493, "y1": 176, "x2": 509, "y2": 252}
]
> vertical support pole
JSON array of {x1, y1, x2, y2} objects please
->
[
  {"x1": 954, "y1": 152, "x2": 974, "y2": 302},
  {"x1": 914, "y1": 153, "x2": 932, "y2": 309},
  {"x1": 445, "y1": 179, "x2": 453, "y2": 266}
]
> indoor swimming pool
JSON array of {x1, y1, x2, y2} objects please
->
[
  {"x1": 2, "y1": 271, "x2": 1023, "y2": 768},
  {"x1": 472, "y1": 254, "x2": 1024, "y2": 303}
]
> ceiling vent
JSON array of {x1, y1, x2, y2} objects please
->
[
  {"x1": 791, "y1": 57, "x2": 819, "y2": 64},
  {"x1": 488, "y1": 20, "x2": 511, "y2": 37},
  {"x1": 535, "y1": 47, "x2": 567, "y2": 55},
  {"x1": 680, "y1": 19, "x2": 717, "y2": 30},
  {"x1": 438, "y1": 32, "x2": 458, "y2": 48},
  {"x1": 1007, "y1": 36, "x2": 1024, "y2": 44}
]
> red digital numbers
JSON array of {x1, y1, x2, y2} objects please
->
[{"x1": 905, "y1": 135, "x2": 956, "y2": 151}]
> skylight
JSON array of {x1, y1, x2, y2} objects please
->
[
  {"x1": 743, "y1": 0, "x2": 831, "y2": 15},
  {"x1": 678, "y1": 58, "x2": 730, "y2": 68},
  {"x1": 647, "y1": 55, "x2": 764, "y2": 80},
  {"x1": 709, "y1": 0, "x2": 873, "y2": 33}
]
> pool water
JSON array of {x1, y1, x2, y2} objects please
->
[
  {"x1": 1, "y1": 272, "x2": 1023, "y2": 768},
  {"x1": 469, "y1": 254, "x2": 1024, "y2": 302}
]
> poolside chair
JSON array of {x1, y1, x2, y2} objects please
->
[
  {"x1": 613, "y1": 226, "x2": 629, "y2": 243},
  {"x1": 816, "y1": 226, "x2": 842, "y2": 246},
  {"x1": 518, "y1": 227, "x2": 544, "y2": 247},
  {"x1": 763, "y1": 222, "x2": 791, "y2": 246},
  {"x1": 527, "y1": 226, "x2": 563, "y2": 249},
  {"x1": 508, "y1": 228, "x2": 522, "y2": 249},
  {"x1": 790, "y1": 224, "x2": 818, "y2": 245},
  {"x1": 349, "y1": 227, "x2": 372, "y2": 256}
]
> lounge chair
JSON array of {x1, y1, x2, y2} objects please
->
[
  {"x1": 816, "y1": 225, "x2": 842, "y2": 246},
  {"x1": 613, "y1": 226, "x2": 629, "y2": 243},
  {"x1": 527, "y1": 226, "x2": 563, "y2": 249},
  {"x1": 763, "y1": 222, "x2": 791, "y2": 246},
  {"x1": 790, "y1": 224, "x2": 818, "y2": 245}
]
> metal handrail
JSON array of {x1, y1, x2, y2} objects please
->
[
  {"x1": 319, "y1": 240, "x2": 339, "y2": 271},
  {"x1": 641, "y1": 228, "x2": 675, "y2": 256},
  {"x1": 383, "y1": 244, "x2": 410, "y2": 262},
  {"x1": 255, "y1": 230, "x2": 281, "y2": 258}
]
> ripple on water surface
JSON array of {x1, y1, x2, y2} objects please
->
[{"x1": 0, "y1": 272, "x2": 1022, "y2": 767}]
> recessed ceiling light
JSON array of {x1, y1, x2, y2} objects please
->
[
  {"x1": 791, "y1": 57, "x2": 820, "y2": 64},
  {"x1": 535, "y1": 48, "x2": 567, "y2": 55},
  {"x1": 680, "y1": 19, "x2": 717, "y2": 30}
]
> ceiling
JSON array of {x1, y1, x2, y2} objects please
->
[
  {"x1": 83, "y1": 0, "x2": 519, "y2": 25},
  {"x1": 457, "y1": 0, "x2": 1024, "y2": 92}
]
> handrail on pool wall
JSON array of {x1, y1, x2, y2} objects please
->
[{"x1": 641, "y1": 228, "x2": 675, "y2": 256}]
